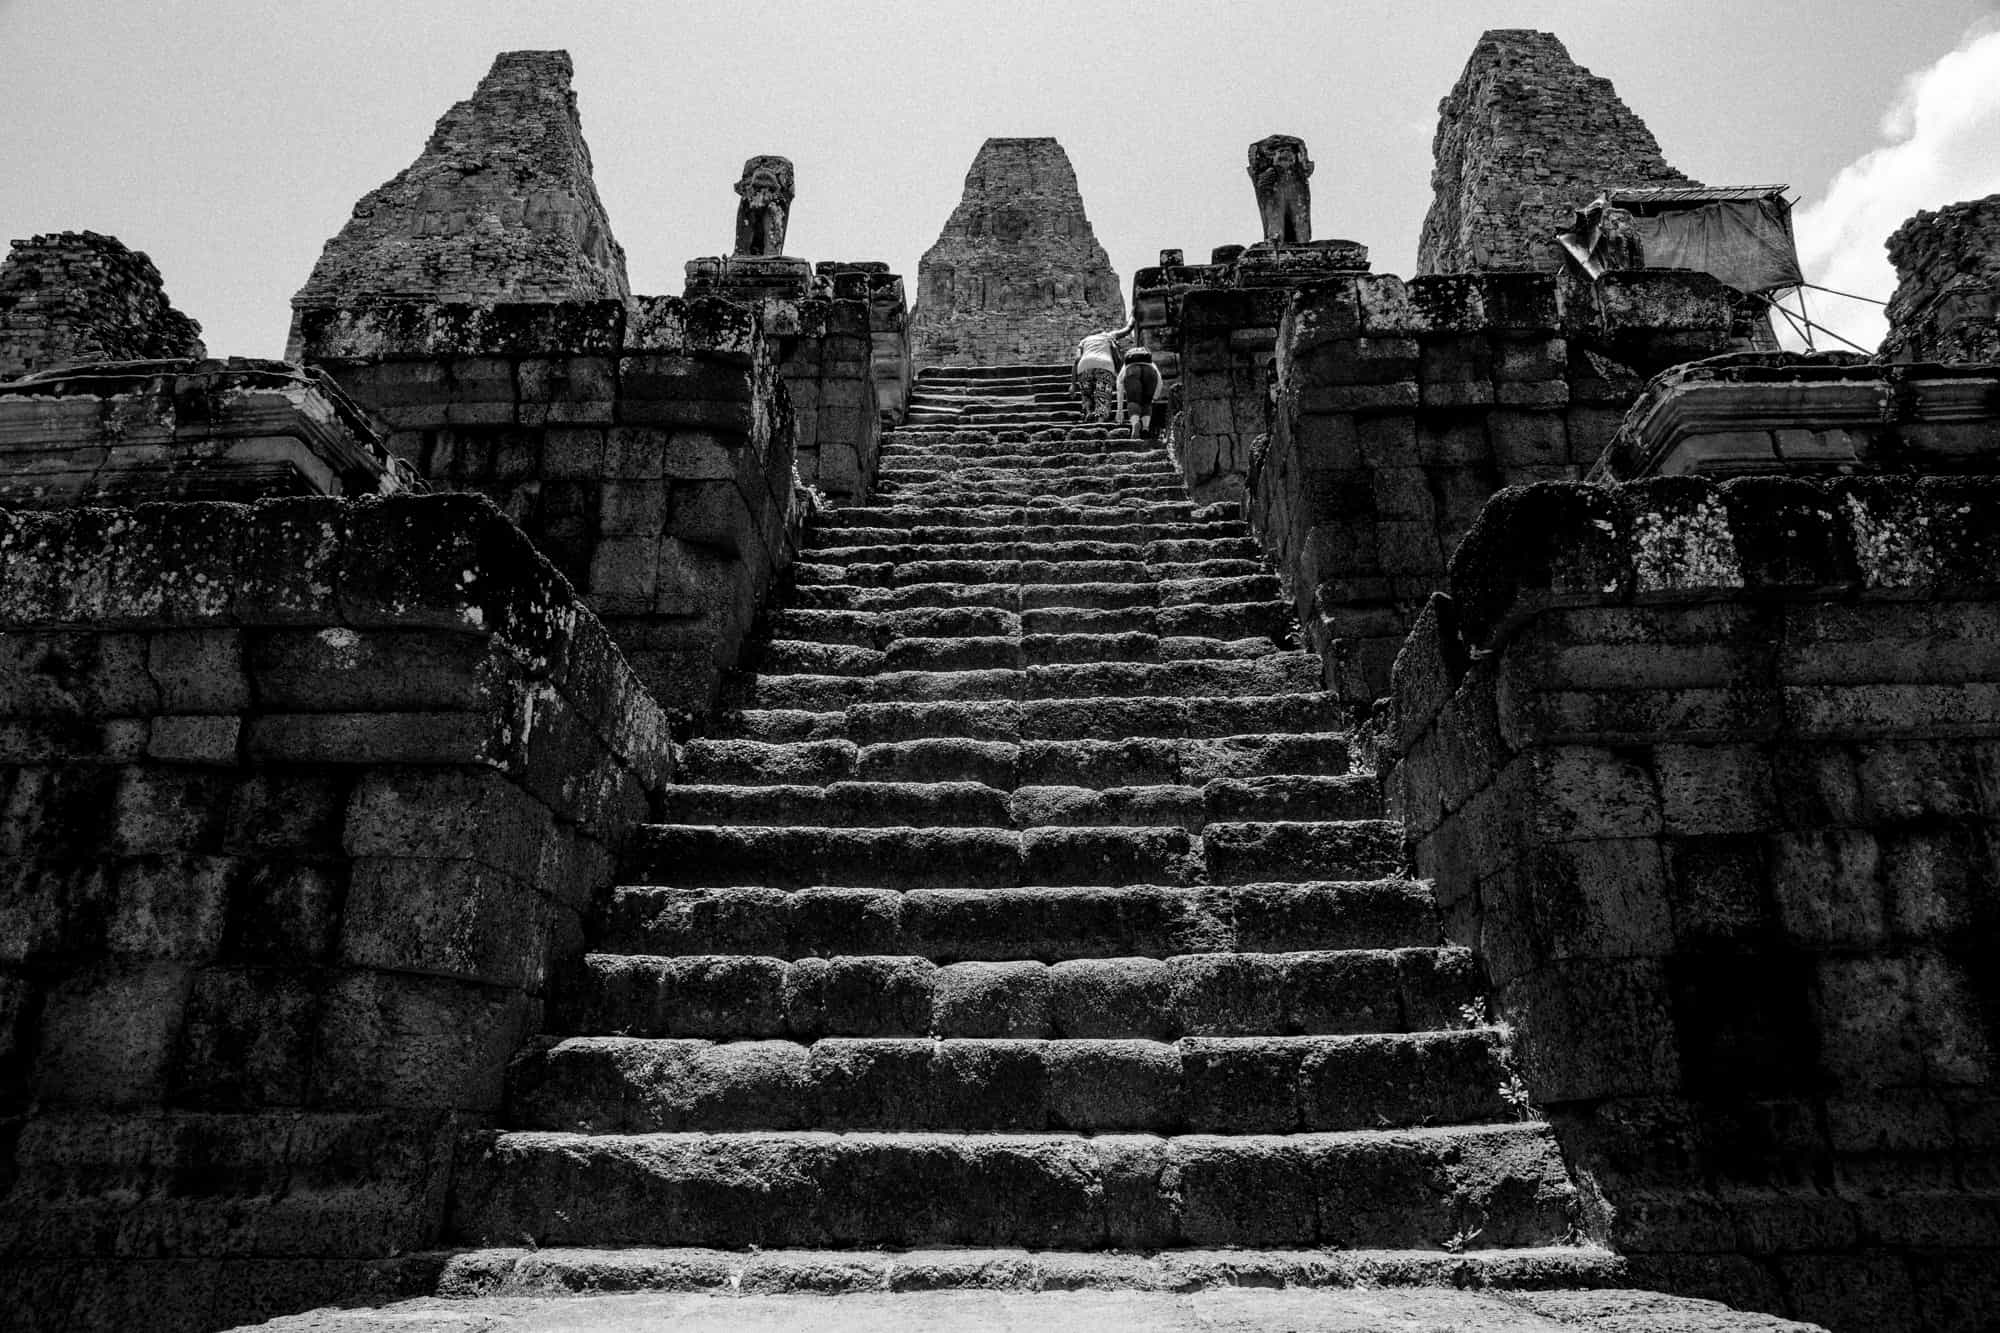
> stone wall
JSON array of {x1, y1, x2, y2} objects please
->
[
  {"x1": 1249, "y1": 269, "x2": 1742, "y2": 702},
  {"x1": 771, "y1": 293, "x2": 880, "y2": 504},
  {"x1": 1176, "y1": 286, "x2": 1285, "y2": 503},
  {"x1": 287, "y1": 51, "x2": 629, "y2": 357},
  {"x1": 909, "y1": 137, "x2": 1125, "y2": 367},
  {"x1": 1418, "y1": 30, "x2": 1694, "y2": 276},
  {"x1": 1591, "y1": 352, "x2": 2000, "y2": 481},
  {"x1": 0, "y1": 231, "x2": 205, "y2": 379},
  {"x1": 0, "y1": 493, "x2": 671, "y2": 1333},
  {"x1": 0, "y1": 358, "x2": 399, "y2": 506},
  {"x1": 293, "y1": 296, "x2": 800, "y2": 713},
  {"x1": 817, "y1": 261, "x2": 912, "y2": 427},
  {"x1": 1882, "y1": 194, "x2": 2000, "y2": 364},
  {"x1": 1387, "y1": 476, "x2": 2000, "y2": 1333},
  {"x1": 1133, "y1": 242, "x2": 1374, "y2": 504},
  {"x1": 681, "y1": 260, "x2": 905, "y2": 504}
]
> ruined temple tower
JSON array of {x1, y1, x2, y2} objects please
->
[
  {"x1": 287, "y1": 50, "x2": 629, "y2": 356},
  {"x1": 1418, "y1": 29, "x2": 1695, "y2": 274},
  {"x1": 909, "y1": 137, "x2": 1125, "y2": 365}
]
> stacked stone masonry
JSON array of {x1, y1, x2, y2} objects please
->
[
  {"x1": 0, "y1": 231, "x2": 205, "y2": 379},
  {"x1": 0, "y1": 359, "x2": 401, "y2": 506},
  {"x1": 293, "y1": 296, "x2": 800, "y2": 713},
  {"x1": 1131, "y1": 241, "x2": 1372, "y2": 503},
  {"x1": 7, "y1": 21, "x2": 2000, "y2": 1333},
  {"x1": 1592, "y1": 352, "x2": 2000, "y2": 482},
  {"x1": 1249, "y1": 268, "x2": 1746, "y2": 702},
  {"x1": 1418, "y1": 30, "x2": 1695, "y2": 276},
  {"x1": 1387, "y1": 477, "x2": 2000, "y2": 1333},
  {"x1": 0, "y1": 494, "x2": 671, "y2": 1332},
  {"x1": 678, "y1": 260, "x2": 906, "y2": 504},
  {"x1": 910, "y1": 138, "x2": 1126, "y2": 367},
  {"x1": 1882, "y1": 193, "x2": 2000, "y2": 364},
  {"x1": 287, "y1": 51, "x2": 630, "y2": 357},
  {"x1": 432, "y1": 362, "x2": 1626, "y2": 1290}
]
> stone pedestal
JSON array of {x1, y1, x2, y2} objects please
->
[
  {"x1": 683, "y1": 255, "x2": 814, "y2": 306},
  {"x1": 1236, "y1": 239, "x2": 1371, "y2": 286},
  {"x1": 0, "y1": 357, "x2": 400, "y2": 505},
  {"x1": 1590, "y1": 352, "x2": 2000, "y2": 480}
]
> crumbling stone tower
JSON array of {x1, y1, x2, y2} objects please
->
[
  {"x1": 0, "y1": 231, "x2": 205, "y2": 378},
  {"x1": 1882, "y1": 192, "x2": 2000, "y2": 362},
  {"x1": 286, "y1": 49, "x2": 630, "y2": 357},
  {"x1": 909, "y1": 137, "x2": 1125, "y2": 365},
  {"x1": 1418, "y1": 29, "x2": 1695, "y2": 274}
]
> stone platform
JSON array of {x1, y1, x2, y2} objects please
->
[{"x1": 232, "y1": 1285, "x2": 1825, "y2": 1332}]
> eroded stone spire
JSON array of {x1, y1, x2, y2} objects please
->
[
  {"x1": 909, "y1": 137, "x2": 1125, "y2": 367},
  {"x1": 0, "y1": 231, "x2": 205, "y2": 378},
  {"x1": 1419, "y1": 30, "x2": 1694, "y2": 275},
  {"x1": 288, "y1": 50, "x2": 629, "y2": 354}
]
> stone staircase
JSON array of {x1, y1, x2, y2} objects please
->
[{"x1": 438, "y1": 363, "x2": 1613, "y2": 1293}]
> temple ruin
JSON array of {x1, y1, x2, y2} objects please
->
[
  {"x1": 286, "y1": 49, "x2": 630, "y2": 357},
  {"x1": 908, "y1": 137, "x2": 1126, "y2": 366},
  {"x1": 1418, "y1": 30, "x2": 1695, "y2": 275},
  {"x1": 1, "y1": 30, "x2": 1997, "y2": 1333}
]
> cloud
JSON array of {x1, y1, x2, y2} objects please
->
[{"x1": 1783, "y1": 24, "x2": 2000, "y2": 353}]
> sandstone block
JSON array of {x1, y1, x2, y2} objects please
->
[
  {"x1": 33, "y1": 962, "x2": 190, "y2": 1104},
  {"x1": 312, "y1": 970, "x2": 532, "y2": 1110}
]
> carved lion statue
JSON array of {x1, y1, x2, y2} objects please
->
[
  {"x1": 733, "y1": 155, "x2": 796, "y2": 257},
  {"x1": 1247, "y1": 134, "x2": 1314, "y2": 245}
]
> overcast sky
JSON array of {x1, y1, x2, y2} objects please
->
[{"x1": 4, "y1": 0, "x2": 1997, "y2": 358}]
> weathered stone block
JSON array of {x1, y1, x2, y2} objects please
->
[
  {"x1": 1503, "y1": 958, "x2": 1682, "y2": 1102},
  {"x1": 173, "y1": 967, "x2": 321, "y2": 1107},
  {"x1": 341, "y1": 767, "x2": 553, "y2": 873},
  {"x1": 340, "y1": 857, "x2": 553, "y2": 990},
  {"x1": 32, "y1": 963, "x2": 190, "y2": 1104},
  {"x1": 311, "y1": 971, "x2": 532, "y2": 1110}
]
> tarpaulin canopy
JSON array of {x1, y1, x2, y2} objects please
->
[{"x1": 1558, "y1": 188, "x2": 1804, "y2": 295}]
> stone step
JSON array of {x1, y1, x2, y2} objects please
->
[
  {"x1": 870, "y1": 484, "x2": 1187, "y2": 505},
  {"x1": 904, "y1": 397, "x2": 1083, "y2": 413},
  {"x1": 876, "y1": 448, "x2": 1168, "y2": 470},
  {"x1": 750, "y1": 634, "x2": 1287, "y2": 675},
  {"x1": 621, "y1": 819, "x2": 1405, "y2": 889},
  {"x1": 724, "y1": 656, "x2": 1322, "y2": 710},
  {"x1": 907, "y1": 387, "x2": 1078, "y2": 403},
  {"x1": 804, "y1": 521, "x2": 1243, "y2": 550},
  {"x1": 883, "y1": 425, "x2": 1132, "y2": 444},
  {"x1": 883, "y1": 429, "x2": 1150, "y2": 451},
  {"x1": 711, "y1": 692, "x2": 1345, "y2": 744},
  {"x1": 785, "y1": 581, "x2": 1279, "y2": 615},
  {"x1": 506, "y1": 1029, "x2": 1517, "y2": 1134},
  {"x1": 556, "y1": 947, "x2": 1480, "y2": 1040},
  {"x1": 905, "y1": 408, "x2": 1084, "y2": 425},
  {"x1": 817, "y1": 501, "x2": 1231, "y2": 529},
  {"x1": 679, "y1": 732, "x2": 1352, "y2": 789},
  {"x1": 917, "y1": 362, "x2": 1073, "y2": 379},
  {"x1": 785, "y1": 575, "x2": 1282, "y2": 612},
  {"x1": 793, "y1": 560, "x2": 1268, "y2": 591},
  {"x1": 658, "y1": 775, "x2": 1380, "y2": 831},
  {"x1": 450, "y1": 1121, "x2": 1575, "y2": 1251},
  {"x1": 765, "y1": 600, "x2": 1285, "y2": 645},
  {"x1": 594, "y1": 880, "x2": 1434, "y2": 960},
  {"x1": 422, "y1": 1245, "x2": 1636, "y2": 1305},
  {"x1": 787, "y1": 540, "x2": 1160, "y2": 569},
  {"x1": 874, "y1": 460, "x2": 1181, "y2": 485}
]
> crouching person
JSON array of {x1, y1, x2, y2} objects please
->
[{"x1": 1118, "y1": 346, "x2": 1162, "y2": 439}]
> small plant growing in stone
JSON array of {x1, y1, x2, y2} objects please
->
[
  {"x1": 1456, "y1": 997, "x2": 1489, "y2": 1029},
  {"x1": 1443, "y1": 1225, "x2": 1482, "y2": 1254},
  {"x1": 1498, "y1": 1074, "x2": 1535, "y2": 1119}
]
